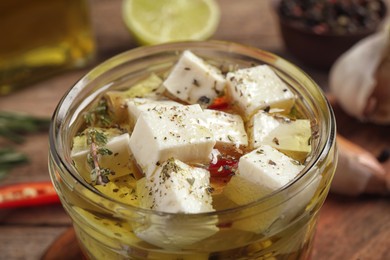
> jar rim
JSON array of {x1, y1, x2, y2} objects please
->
[{"x1": 49, "y1": 40, "x2": 336, "y2": 216}]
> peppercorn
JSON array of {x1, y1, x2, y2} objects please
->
[
  {"x1": 377, "y1": 148, "x2": 390, "y2": 163},
  {"x1": 279, "y1": 0, "x2": 386, "y2": 35}
]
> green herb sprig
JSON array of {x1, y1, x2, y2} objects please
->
[
  {"x1": 86, "y1": 128, "x2": 112, "y2": 186},
  {"x1": 83, "y1": 99, "x2": 112, "y2": 128},
  {"x1": 0, "y1": 111, "x2": 51, "y2": 143},
  {"x1": 81, "y1": 99, "x2": 114, "y2": 186},
  {"x1": 0, "y1": 148, "x2": 29, "y2": 180},
  {"x1": 0, "y1": 111, "x2": 50, "y2": 181}
]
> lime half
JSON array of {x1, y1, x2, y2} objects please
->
[{"x1": 122, "y1": 0, "x2": 220, "y2": 45}]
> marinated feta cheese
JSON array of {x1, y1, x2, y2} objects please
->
[
  {"x1": 226, "y1": 65, "x2": 296, "y2": 118},
  {"x1": 248, "y1": 110, "x2": 281, "y2": 148},
  {"x1": 221, "y1": 144, "x2": 305, "y2": 233},
  {"x1": 262, "y1": 119, "x2": 312, "y2": 162},
  {"x1": 237, "y1": 145, "x2": 304, "y2": 192},
  {"x1": 163, "y1": 50, "x2": 226, "y2": 106},
  {"x1": 138, "y1": 158, "x2": 214, "y2": 213},
  {"x1": 127, "y1": 98, "x2": 182, "y2": 126},
  {"x1": 134, "y1": 213, "x2": 219, "y2": 249},
  {"x1": 71, "y1": 129, "x2": 133, "y2": 183},
  {"x1": 71, "y1": 49, "x2": 320, "y2": 250},
  {"x1": 222, "y1": 175, "x2": 282, "y2": 233},
  {"x1": 200, "y1": 109, "x2": 248, "y2": 147},
  {"x1": 129, "y1": 104, "x2": 216, "y2": 177},
  {"x1": 248, "y1": 111, "x2": 312, "y2": 161},
  {"x1": 134, "y1": 158, "x2": 218, "y2": 249}
]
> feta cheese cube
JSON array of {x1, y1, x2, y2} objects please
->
[
  {"x1": 263, "y1": 119, "x2": 312, "y2": 162},
  {"x1": 129, "y1": 104, "x2": 215, "y2": 177},
  {"x1": 226, "y1": 65, "x2": 296, "y2": 118},
  {"x1": 134, "y1": 213, "x2": 219, "y2": 249},
  {"x1": 71, "y1": 130, "x2": 133, "y2": 183},
  {"x1": 248, "y1": 111, "x2": 281, "y2": 148},
  {"x1": 134, "y1": 158, "x2": 218, "y2": 249},
  {"x1": 138, "y1": 158, "x2": 214, "y2": 213},
  {"x1": 238, "y1": 145, "x2": 304, "y2": 191},
  {"x1": 222, "y1": 175, "x2": 282, "y2": 233},
  {"x1": 200, "y1": 109, "x2": 248, "y2": 147},
  {"x1": 248, "y1": 110, "x2": 312, "y2": 161},
  {"x1": 222, "y1": 145, "x2": 305, "y2": 233},
  {"x1": 127, "y1": 98, "x2": 182, "y2": 127},
  {"x1": 163, "y1": 50, "x2": 226, "y2": 106}
]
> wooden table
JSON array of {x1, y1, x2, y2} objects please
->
[{"x1": 1, "y1": 1, "x2": 389, "y2": 259}]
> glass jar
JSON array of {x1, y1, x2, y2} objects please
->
[
  {"x1": 48, "y1": 41, "x2": 337, "y2": 259},
  {"x1": 0, "y1": 0, "x2": 95, "y2": 95}
]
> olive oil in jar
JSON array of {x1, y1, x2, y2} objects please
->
[{"x1": 0, "y1": 0, "x2": 95, "y2": 95}]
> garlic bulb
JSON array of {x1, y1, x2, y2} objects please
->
[
  {"x1": 329, "y1": 23, "x2": 390, "y2": 124},
  {"x1": 331, "y1": 135, "x2": 389, "y2": 196}
]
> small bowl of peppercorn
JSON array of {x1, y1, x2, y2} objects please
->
[{"x1": 276, "y1": 0, "x2": 387, "y2": 70}]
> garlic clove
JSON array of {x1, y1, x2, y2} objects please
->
[
  {"x1": 365, "y1": 42, "x2": 390, "y2": 123},
  {"x1": 331, "y1": 135, "x2": 389, "y2": 196},
  {"x1": 329, "y1": 24, "x2": 390, "y2": 124}
]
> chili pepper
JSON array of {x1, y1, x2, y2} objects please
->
[
  {"x1": 0, "y1": 181, "x2": 60, "y2": 208},
  {"x1": 208, "y1": 157, "x2": 238, "y2": 178},
  {"x1": 207, "y1": 96, "x2": 229, "y2": 110}
]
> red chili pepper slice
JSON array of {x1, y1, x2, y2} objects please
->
[
  {"x1": 208, "y1": 158, "x2": 238, "y2": 178},
  {"x1": 208, "y1": 96, "x2": 229, "y2": 110},
  {"x1": 0, "y1": 181, "x2": 60, "y2": 209}
]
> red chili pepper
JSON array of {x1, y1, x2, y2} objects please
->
[
  {"x1": 208, "y1": 158, "x2": 238, "y2": 178},
  {"x1": 0, "y1": 181, "x2": 60, "y2": 209},
  {"x1": 208, "y1": 96, "x2": 229, "y2": 110}
]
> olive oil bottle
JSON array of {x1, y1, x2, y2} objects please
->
[{"x1": 0, "y1": 0, "x2": 95, "y2": 95}]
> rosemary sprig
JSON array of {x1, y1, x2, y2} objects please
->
[
  {"x1": 86, "y1": 128, "x2": 113, "y2": 186},
  {"x1": 0, "y1": 111, "x2": 51, "y2": 143},
  {"x1": 0, "y1": 148, "x2": 29, "y2": 180},
  {"x1": 0, "y1": 111, "x2": 50, "y2": 180}
]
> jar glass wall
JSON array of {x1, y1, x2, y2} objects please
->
[{"x1": 49, "y1": 41, "x2": 337, "y2": 259}]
